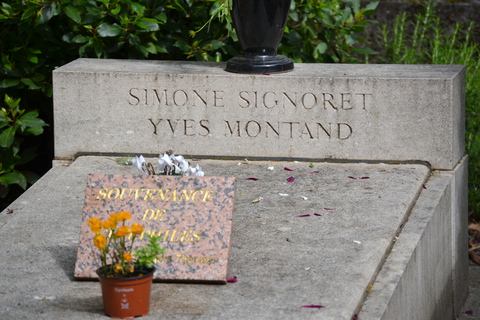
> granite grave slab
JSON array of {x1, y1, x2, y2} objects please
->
[{"x1": 75, "y1": 174, "x2": 236, "y2": 283}]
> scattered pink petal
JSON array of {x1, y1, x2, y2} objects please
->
[
  {"x1": 227, "y1": 276, "x2": 237, "y2": 283},
  {"x1": 359, "y1": 177, "x2": 370, "y2": 179},
  {"x1": 465, "y1": 310, "x2": 474, "y2": 315},
  {"x1": 348, "y1": 176, "x2": 357, "y2": 179},
  {"x1": 6, "y1": 209, "x2": 13, "y2": 214},
  {"x1": 287, "y1": 176, "x2": 295, "y2": 183},
  {"x1": 323, "y1": 208, "x2": 336, "y2": 211},
  {"x1": 313, "y1": 213, "x2": 322, "y2": 216},
  {"x1": 353, "y1": 315, "x2": 358, "y2": 320},
  {"x1": 262, "y1": 73, "x2": 270, "y2": 76},
  {"x1": 309, "y1": 171, "x2": 319, "y2": 174},
  {"x1": 284, "y1": 167, "x2": 294, "y2": 171},
  {"x1": 423, "y1": 184, "x2": 427, "y2": 189},
  {"x1": 296, "y1": 214, "x2": 311, "y2": 217},
  {"x1": 302, "y1": 305, "x2": 324, "y2": 309},
  {"x1": 246, "y1": 178, "x2": 258, "y2": 181}
]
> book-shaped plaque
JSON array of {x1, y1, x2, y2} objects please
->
[{"x1": 75, "y1": 174, "x2": 236, "y2": 284}]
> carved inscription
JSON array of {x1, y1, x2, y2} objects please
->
[
  {"x1": 93, "y1": 186, "x2": 217, "y2": 265},
  {"x1": 128, "y1": 88, "x2": 373, "y2": 141}
]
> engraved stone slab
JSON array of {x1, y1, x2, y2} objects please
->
[
  {"x1": 53, "y1": 59, "x2": 465, "y2": 170},
  {"x1": 74, "y1": 174, "x2": 236, "y2": 283}
]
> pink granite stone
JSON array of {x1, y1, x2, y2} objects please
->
[{"x1": 74, "y1": 174, "x2": 236, "y2": 284}]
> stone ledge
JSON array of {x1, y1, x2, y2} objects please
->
[{"x1": 2, "y1": 156, "x2": 457, "y2": 319}]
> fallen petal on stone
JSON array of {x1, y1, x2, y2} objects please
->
[
  {"x1": 302, "y1": 305, "x2": 324, "y2": 308},
  {"x1": 287, "y1": 177, "x2": 295, "y2": 183},
  {"x1": 359, "y1": 177, "x2": 370, "y2": 179},
  {"x1": 313, "y1": 213, "x2": 322, "y2": 216},
  {"x1": 324, "y1": 208, "x2": 336, "y2": 210},
  {"x1": 348, "y1": 176, "x2": 357, "y2": 179},
  {"x1": 227, "y1": 276, "x2": 237, "y2": 283},
  {"x1": 295, "y1": 214, "x2": 311, "y2": 217},
  {"x1": 284, "y1": 167, "x2": 294, "y2": 171},
  {"x1": 246, "y1": 178, "x2": 258, "y2": 181}
]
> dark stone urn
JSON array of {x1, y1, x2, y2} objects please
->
[{"x1": 225, "y1": 0, "x2": 294, "y2": 74}]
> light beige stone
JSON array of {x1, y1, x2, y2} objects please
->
[{"x1": 53, "y1": 59, "x2": 465, "y2": 170}]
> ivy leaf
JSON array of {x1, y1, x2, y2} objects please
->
[
  {"x1": 174, "y1": 39, "x2": 190, "y2": 51},
  {"x1": 0, "y1": 171, "x2": 27, "y2": 189},
  {"x1": 19, "y1": 111, "x2": 47, "y2": 130},
  {"x1": 21, "y1": 6, "x2": 37, "y2": 20},
  {"x1": 0, "y1": 78, "x2": 20, "y2": 88},
  {"x1": 39, "y1": 3, "x2": 57, "y2": 24},
  {"x1": 202, "y1": 39, "x2": 224, "y2": 50},
  {"x1": 111, "y1": 4, "x2": 121, "y2": 15},
  {"x1": 27, "y1": 53, "x2": 38, "y2": 64},
  {"x1": 97, "y1": 22, "x2": 123, "y2": 37},
  {"x1": 137, "y1": 20, "x2": 159, "y2": 32},
  {"x1": 130, "y1": 2, "x2": 144, "y2": 15},
  {"x1": 0, "y1": 126, "x2": 15, "y2": 147},
  {"x1": 364, "y1": 1, "x2": 379, "y2": 15},
  {"x1": 72, "y1": 35, "x2": 89, "y2": 43},
  {"x1": 64, "y1": 5, "x2": 81, "y2": 23},
  {"x1": 20, "y1": 78, "x2": 41, "y2": 90}
]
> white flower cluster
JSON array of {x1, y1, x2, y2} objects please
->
[{"x1": 131, "y1": 154, "x2": 204, "y2": 177}]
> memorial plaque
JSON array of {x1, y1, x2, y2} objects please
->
[{"x1": 74, "y1": 173, "x2": 236, "y2": 283}]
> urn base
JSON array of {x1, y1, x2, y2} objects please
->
[{"x1": 226, "y1": 54, "x2": 293, "y2": 74}]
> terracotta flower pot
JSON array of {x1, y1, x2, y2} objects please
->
[
  {"x1": 226, "y1": 0, "x2": 294, "y2": 73},
  {"x1": 96, "y1": 266, "x2": 155, "y2": 319}
]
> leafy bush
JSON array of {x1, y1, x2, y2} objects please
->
[
  {"x1": 282, "y1": 0, "x2": 378, "y2": 63},
  {"x1": 0, "y1": 94, "x2": 47, "y2": 199},
  {"x1": 373, "y1": 0, "x2": 480, "y2": 218},
  {"x1": 0, "y1": 0, "x2": 377, "y2": 209}
]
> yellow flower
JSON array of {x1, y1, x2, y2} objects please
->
[
  {"x1": 123, "y1": 253, "x2": 132, "y2": 261},
  {"x1": 109, "y1": 213, "x2": 119, "y2": 222},
  {"x1": 117, "y1": 211, "x2": 132, "y2": 221},
  {"x1": 94, "y1": 234, "x2": 107, "y2": 249},
  {"x1": 131, "y1": 223, "x2": 144, "y2": 235},
  {"x1": 115, "y1": 226, "x2": 130, "y2": 237},
  {"x1": 88, "y1": 217, "x2": 102, "y2": 233},
  {"x1": 103, "y1": 219, "x2": 117, "y2": 230},
  {"x1": 114, "y1": 263, "x2": 123, "y2": 273}
]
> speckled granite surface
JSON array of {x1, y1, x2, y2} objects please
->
[{"x1": 75, "y1": 174, "x2": 235, "y2": 283}]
